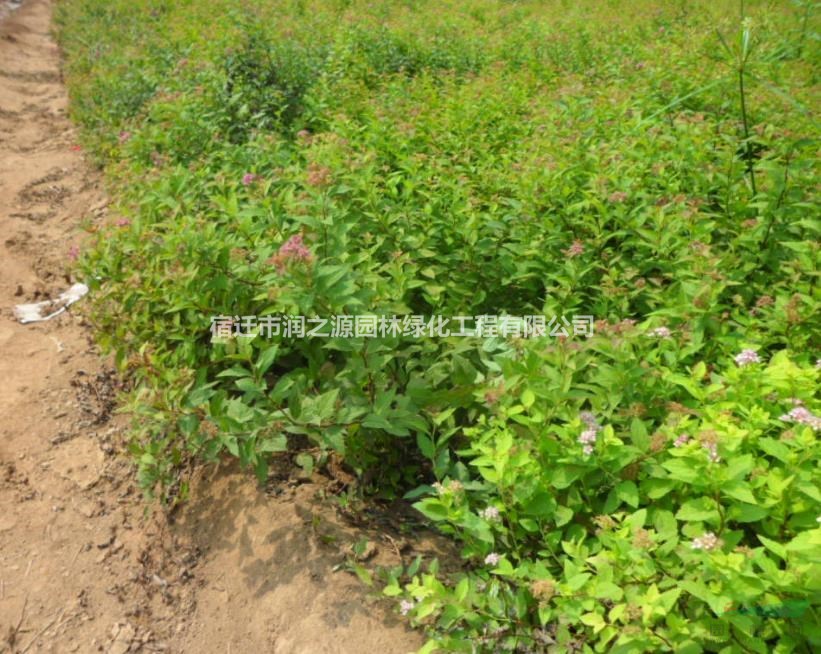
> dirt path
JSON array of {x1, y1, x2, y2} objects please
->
[{"x1": 0, "y1": 2, "x2": 425, "y2": 652}]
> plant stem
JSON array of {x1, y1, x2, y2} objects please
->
[
  {"x1": 738, "y1": 67, "x2": 757, "y2": 196},
  {"x1": 761, "y1": 149, "x2": 792, "y2": 249},
  {"x1": 737, "y1": 0, "x2": 756, "y2": 197},
  {"x1": 798, "y1": 1, "x2": 811, "y2": 58}
]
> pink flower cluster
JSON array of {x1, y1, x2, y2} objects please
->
[
  {"x1": 779, "y1": 406, "x2": 821, "y2": 431},
  {"x1": 241, "y1": 173, "x2": 257, "y2": 186},
  {"x1": 268, "y1": 233, "x2": 314, "y2": 272},
  {"x1": 280, "y1": 233, "x2": 311, "y2": 258},
  {"x1": 399, "y1": 599, "x2": 417, "y2": 616},
  {"x1": 734, "y1": 349, "x2": 761, "y2": 366},
  {"x1": 578, "y1": 411, "x2": 601, "y2": 455},
  {"x1": 579, "y1": 411, "x2": 598, "y2": 426},
  {"x1": 563, "y1": 240, "x2": 585, "y2": 258},
  {"x1": 673, "y1": 433, "x2": 690, "y2": 447},
  {"x1": 691, "y1": 532, "x2": 720, "y2": 551}
]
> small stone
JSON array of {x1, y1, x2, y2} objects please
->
[
  {"x1": 96, "y1": 530, "x2": 114, "y2": 548},
  {"x1": 76, "y1": 501, "x2": 98, "y2": 518},
  {"x1": 107, "y1": 622, "x2": 135, "y2": 654}
]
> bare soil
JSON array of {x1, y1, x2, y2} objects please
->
[{"x1": 0, "y1": 2, "x2": 431, "y2": 652}]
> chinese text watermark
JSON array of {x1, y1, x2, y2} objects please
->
[{"x1": 209, "y1": 314, "x2": 595, "y2": 340}]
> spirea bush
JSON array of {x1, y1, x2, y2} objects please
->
[
  {"x1": 392, "y1": 348, "x2": 820, "y2": 652},
  {"x1": 54, "y1": 0, "x2": 819, "y2": 651}
]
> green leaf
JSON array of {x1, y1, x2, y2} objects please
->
[
  {"x1": 662, "y1": 459, "x2": 701, "y2": 484},
  {"x1": 758, "y1": 438, "x2": 792, "y2": 463},
  {"x1": 795, "y1": 480, "x2": 821, "y2": 503},
  {"x1": 382, "y1": 584, "x2": 402, "y2": 597},
  {"x1": 643, "y1": 478, "x2": 676, "y2": 499},
  {"x1": 555, "y1": 505, "x2": 573, "y2": 527},
  {"x1": 314, "y1": 388, "x2": 339, "y2": 423},
  {"x1": 616, "y1": 481, "x2": 639, "y2": 508},
  {"x1": 549, "y1": 466, "x2": 583, "y2": 489},
  {"x1": 580, "y1": 612, "x2": 606, "y2": 633},
  {"x1": 255, "y1": 345, "x2": 279, "y2": 376},
  {"x1": 785, "y1": 530, "x2": 821, "y2": 555},
  {"x1": 566, "y1": 573, "x2": 591, "y2": 591},
  {"x1": 721, "y1": 481, "x2": 757, "y2": 505},
  {"x1": 653, "y1": 509, "x2": 678, "y2": 538},
  {"x1": 458, "y1": 513, "x2": 494, "y2": 544},
  {"x1": 455, "y1": 577, "x2": 470, "y2": 602},
  {"x1": 624, "y1": 508, "x2": 647, "y2": 529},
  {"x1": 593, "y1": 581, "x2": 624, "y2": 602},
  {"x1": 236, "y1": 377, "x2": 264, "y2": 393},
  {"x1": 186, "y1": 383, "x2": 217, "y2": 407},
  {"x1": 630, "y1": 418, "x2": 650, "y2": 449},
  {"x1": 491, "y1": 558, "x2": 515, "y2": 576},
  {"x1": 676, "y1": 497, "x2": 719, "y2": 522},
  {"x1": 522, "y1": 492, "x2": 557, "y2": 518},
  {"x1": 259, "y1": 433, "x2": 287, "y2": 452},
  {"x1": 414, "y1": 498, "x2": 449, "y2": 521},
  {"x1": 350, "y1": 563, "x2": 373, "y2": 587},
  {"x1": 757, "y1": 535, "x2": 787, "y2": 560},
  {"x1": 295, "y1": 452, "x2": 314, "y2": 475},
  {"x1": 416, "y1": 433, "x2": 435, "y2": 459},
  {"x1": 724, "y1": 454, "x2": 754, "y2": 480},
  {"x1": 659, "y1": 588, "x2": 681, "y2": 612},
  {"x1": 518, "y1": 518, "x2": 540, "y2": 532},
  {"x1": 680, "y1": 580, "x2": 729, "y2": 616},
  {"x1": 362, "y1": 413, "x2": 409, "y2": 436},
  {"x1": 728, "y1": 503, "x2": 768, "y2": 523}
]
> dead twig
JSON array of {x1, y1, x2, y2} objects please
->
[
  {"x1": 20, "y1": 608, "x2": 64, "y2": 654},
  {"x1": 5, "y1": 597, "x2": 28, "y2": 651}
]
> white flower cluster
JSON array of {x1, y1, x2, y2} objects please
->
[
  {"x1": 734, "y1": 349, "x2": 761, "y2": 366},
  {"x1": 484, "y1": 552, "x2": 501, "y2": 566},
  {"x1": 703, "y1": 442, "x2": 720, "y2": 463},
  {"x1": 648, "y1": 326, "x2": 671, "y2": 338},
  {"x1": 691, "y1": 532, "x2": 720, "y2": 551},
  {"x1": 479, "y1": 506, "x2": 501, "y2": 521}
]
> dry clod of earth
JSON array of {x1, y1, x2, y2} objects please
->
[{"x1": 0, "y1": 2, "x2": 436, "y2": 652}]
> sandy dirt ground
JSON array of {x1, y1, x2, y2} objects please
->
[{"x1": 0, "y1": 2, "x2": 429, "y2": 652}]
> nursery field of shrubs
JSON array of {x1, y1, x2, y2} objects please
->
[{"x1": 55, "y1": 0, "x2": 819, "y2": 651}]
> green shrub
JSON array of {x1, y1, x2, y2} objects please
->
[
  {"x1": 54, "y1": 0, "x2": 820, "y2": 650},
  {"x1": 391, "y1": 348, "x2": 820, "y2": 651}
]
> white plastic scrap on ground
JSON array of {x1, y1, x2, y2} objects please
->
[
  {"x1": 13, "y1": 283, "x2": 89, "y2": 324},
  {"x1": 0, "y1": 0, "x2": 23, "y2": 21}
]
